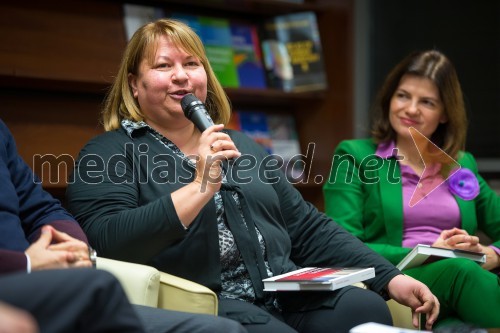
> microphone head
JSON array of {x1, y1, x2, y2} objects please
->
[
  {"x1": 181, "y1": 93, "x2": 203, "y2": 119},
  {"x1": 180, "y1": 93, "x2": 214, "y2": 132}
]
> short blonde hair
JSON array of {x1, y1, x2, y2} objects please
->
[{"x1": 102, "y1": 19, "x2": 231, "y2": 131}]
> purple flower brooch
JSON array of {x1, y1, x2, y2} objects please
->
[{"x1": 447, "y1": 168, "x2": 480, "y2": 200}]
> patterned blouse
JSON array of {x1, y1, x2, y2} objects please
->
[{"x1": 121, "y1": 119, "x2": 276, "y2": 307}]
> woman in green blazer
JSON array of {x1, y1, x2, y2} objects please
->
[{"x1": 324, "y1": 50, "x2": 500, "y2": 328}]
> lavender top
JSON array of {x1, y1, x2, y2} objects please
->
[
  {"x1": 376, "y1": 141, "x2": 461, "y2": 248},
  {"x1": 376, "y1": 141, "x2": 500, "y2": 258}
]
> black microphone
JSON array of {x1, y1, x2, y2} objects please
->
[
  {"x1": 181, "y1": 93, "x2": 235, "y2": 171},
  {"x1": 181, "y1": 93, "x2": 214, "y2": 132}
]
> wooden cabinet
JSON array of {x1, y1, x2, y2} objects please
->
[{"x1": 0, "y1": 0, "x2": 353, "y2": 211}]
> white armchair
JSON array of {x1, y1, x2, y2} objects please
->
[
  {"x1": 97, "y1": 257, "x2": 416, "y2": 329},
  {"x1": 96, "y1": 257, "x2": 217, "y2": 315},
  {"x1": 96, "y1": 257, "x2": 160, "y2": 307},
  {"x1": 387, "y1": 299, "x2": 415, "y2": 329}
]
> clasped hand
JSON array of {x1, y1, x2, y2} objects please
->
[
  {"x1": 25, "y1": 225, "x2": 92, "y2": 271},
  {"x1": 433, "y1": 227, "x2": 499, "y2": 270}
]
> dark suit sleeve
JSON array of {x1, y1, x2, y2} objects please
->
[
  {"x1": 0, "y1": 120, "x2": 88, "y2": 275},
  {"x1": 0, "y1": 120, "x2": 85, "y2": 243},
  {"x1": 0, "y1": 250, "x2": 27, "y2": 274}
]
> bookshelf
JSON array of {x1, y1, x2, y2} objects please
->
[{"x1": 0, "y1": 0, "x2": 353, "y2": 211}]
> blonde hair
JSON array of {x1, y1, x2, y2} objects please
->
[{"x1": 102, "y1": 19, "x2": 231, "y2": 131}]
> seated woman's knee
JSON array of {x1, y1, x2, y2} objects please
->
[{"x1": 436, "y1": 258, "x2": 483, "y2": 278}]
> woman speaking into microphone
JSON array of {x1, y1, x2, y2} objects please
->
[{"x1": 66, "y1": 18, "x2": 439, "y2": 333}]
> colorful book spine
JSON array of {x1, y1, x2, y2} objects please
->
[
  {"x1": 170, "y1": 13, "x2": 202, "y2": 35},
  {"x1": 225, "y1": 111, "x2": 241, "y2": 131},
  {"x1": 230, "y1": 22, "x2": 267, "y2": 89},
  {"x1": 170, "y1": 13, "x2": 239, "y2": 88},
  {"x1": 267, "y1": 113, "x2": 303, "y2": 181},
  {"x1": 199, "y1": 16, "x2": 239, "y2": 88},
  {"x1": 261, "y1": 11, "x2": 327, "y2": 92},
  {"x1": 237, "y1": 111, "x2": 272, "y2": 154}
]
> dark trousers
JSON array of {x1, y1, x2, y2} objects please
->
[
  {"x1": 0, "y1": 269, "x2": 145, "y2": 333},
  {"x1": 0, "y1": 269, "x2": 248, "y2": 333},
  {"x1": 219, "y1": 287, "x2": 392, "y2": 333},
  {"x1": 133, "y1": 304, "x2": 248, "y2": 333}
]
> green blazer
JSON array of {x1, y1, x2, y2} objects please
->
[{"x1": 323, "y1": 139, "x2": 500, "y2": 265}]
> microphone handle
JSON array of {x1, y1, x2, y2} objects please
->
[{"x1": 190, "y1": 109, "x2": 214, "y2": 133}]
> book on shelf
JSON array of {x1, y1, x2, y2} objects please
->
[
  {"x1": 199, "y1": 16, "x2": 239, "y2": 88},
  {"x1": 230, "y1": 21, "x2": 267, "y2": 89},
  {"x1": 267, "y1": 113, "x2": 301, "y2": 160},
  {"x1": 226, "y1": 111, "x2": 241, "y2": 131},
  {"x1": 171, "y1": 13, "x2": 239, "y2": 88},
  {"x1": 169, "y1": 13, "x2": 202, "y2": 35},
  {"x1": 267, "y1": 113, "x2": 303, "y2": 181},
  {"x1": 260, "y1": 11, "x2": 327, "y2": 92},
  {"x1": 231, "y1": 110, "x2": 304, "y2": 181},
  {"x1": 123, "y1": 4, "x2": 165, "y2": 40},
  {"x1": 237, "y1": 110, "x2": 273, "y2": 154},
  {"x1": 396, "y1": 244, "x2": 486, "y2": 271},
  {"x1": 262, "y1": 267, "x2": 375, "y2": 291}
]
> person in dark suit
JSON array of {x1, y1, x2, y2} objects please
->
[
  {"x1": 0, "y1": 269, "x2": 147, "y2": 333},
  {"x1": 0, "y1": 117, "x2": 247, "y2": 333}
]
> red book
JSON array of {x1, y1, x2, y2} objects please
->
[{"x1": 263, "y1": 267, "x2": 375, "y2": 291}]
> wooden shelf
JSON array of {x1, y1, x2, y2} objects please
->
[
  {"x1": 0, "y1": 0, "x2": 354, "y2": 211},
  {"x1": 0, "y1": 74, "x2": 326, "y2": 106},
  {"x1": 226, "y1": 88, "x2": 326, "y2": 107},
  {"x1": 119, "y1": 0, "x2": 322, "y2": 17},
  {"x1": 0, "y1": 74, "x2": 111, "y2": 95}
]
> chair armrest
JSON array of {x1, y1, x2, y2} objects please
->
[
  {"x1": 352, "y1": 283, "x2": 418, "y2": 329},
  {"x1": 157, "y1": 272, "x2": 218, "y2": 315},
  {"x1": 96, "y1": 257, "x2": 160, "y2": 307},
  {"x1": 386, "y1": 299, "x2": 417, "y2": 329}
]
